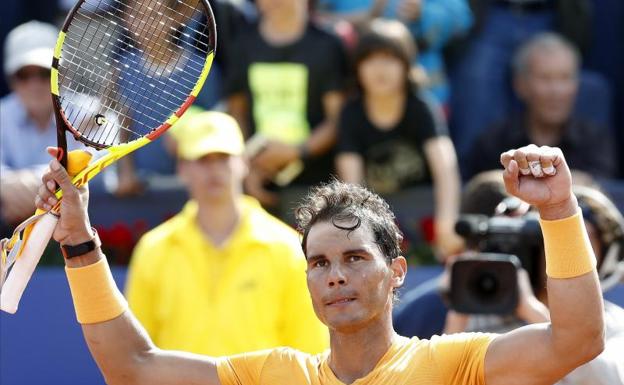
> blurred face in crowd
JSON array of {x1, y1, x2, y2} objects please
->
[
  {"x1": 10, "y1": 65, "x2": 53, "y2": 122},
  {"x1": 358, "y1": 51, "x2": 407, "y2": 98},
  {"x1": 124, "y1": 0, "x2": 191, "y2": 54},
  {"x1": 178, "y1": 153, "x2": 246, "y2": 203},
  {"x1": 514, "y1": 47, "x2": 578, "y2": 127},
  {"x1": 256, "y1": 0, "x2": 305, "y2": 20},
  {"x1": 305, "y1": 220, "x2": 406, "y2": 332}
]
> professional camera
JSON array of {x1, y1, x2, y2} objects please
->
[{"x1": 449, "y1": 213, "x2": 543, "y2": 314}]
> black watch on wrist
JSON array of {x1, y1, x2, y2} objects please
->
[{"x1": 61, "y1": 228, "x2": 101, "y2": 259}]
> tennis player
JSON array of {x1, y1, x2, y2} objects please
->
[{"x1": 36, "y1": 144, "x2": 604, "y2": 385}]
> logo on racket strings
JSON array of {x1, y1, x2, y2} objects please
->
[{"x1": 94, "y1": 114, "x2": 108, "y2": 126}]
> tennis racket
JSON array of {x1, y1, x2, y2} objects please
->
[{"x1": 0, "y1": 0, "x2": 216, "y2": 313}]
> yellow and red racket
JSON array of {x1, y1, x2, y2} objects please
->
[{"x1": 0, "y1": 0, "x2": 216, "y2": 313}]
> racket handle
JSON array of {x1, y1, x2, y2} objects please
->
[{"x1": 0, "y1": 213, "x2": 58, "y2": 314}]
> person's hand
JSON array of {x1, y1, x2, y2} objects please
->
[
  {"x1": 500, "y1": 145, "x2": 577, "y2": 220},
  {"x1": 114, "y1": 168, "x2": 145, "y2": 198},
  {"x1": 35, "y1": 147, "x2": 92, "y2": 246},
  {"x1": 435, "y1": 222, "x2": 465, "y2": 261},
  {"x1": 397, "y1": 0, "x2": 422, "y2": 22},
  {"x1": 0, "y1": 170, "x2": 39, "y2": 223},
  {"x1": 244, "y1": 167, "x2": 278, "y2": 206},
  {"x1": 515, "y1": 268, "x2": 550, "y2": 324},
  {"x1": 251, "y1": 140, "x2": 300, "y2": 176}
]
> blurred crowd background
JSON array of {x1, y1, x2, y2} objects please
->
[
  {"x1": 1, "y1": 1, "x2": 624, "y2": 384},
  {"x1": 2, "y1": 0, "x2": 623, "y2": 265}
]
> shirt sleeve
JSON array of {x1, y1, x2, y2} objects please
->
[
  {"x1": 216, "y1": 349, "x2": 273, "y2": 385},
  {"x1": 430, "y1": 333, "x2": 496, "y2": 385},
  {"x1": 223, "y1": 33, "x2": 249, "y2": 97},
  {"x1": 413, "y1": 92, "x2": 447, "y2": 142},
  {"x1": 318, "y1": 33, "x2": 348, "y2": 96},
  {"x1": 336, "y1": 101, "x2": 364, "y2": 155}
]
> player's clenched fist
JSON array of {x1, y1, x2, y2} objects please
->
[{"x1": 500, "y1": 145, "x2": 577, "y2": 220}]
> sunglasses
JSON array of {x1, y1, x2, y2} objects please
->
[{"x1": 13, "y1": 67, "x2": 51, "y2": 82}]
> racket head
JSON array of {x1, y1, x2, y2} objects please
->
[{"x1": 50, "y1": 0, "x2": 216, "y2": 151}]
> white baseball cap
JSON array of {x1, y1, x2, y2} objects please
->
[{"x1": 4, "y1": 21, "x2": 58, "y2": 77}]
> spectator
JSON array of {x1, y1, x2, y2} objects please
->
[
  {"x1": 0, "y1": 21, "x2": 84, "y2": 234},
  {"x1": 125, "y1": 111, "x2": 328, "y2": 356},
  {"x1": 0, "y1": 0, "x2": 60, "y2": 96},
  {"x1": 225, "y1": 0, "x2": 347, "y2": 208},
  {"x1": 316, "y1": 0, "x2": 473, "y2": 106},
  {"x1": 444, "y1": 185, "x2": 624, "y2": 385},
  {"x1": 449, "y1": 0, "x2": 593, "y2": 159},
  {"x1": 464, "y1": 33, "x2": 616, "y2": 180},
  {"x1": 336, "y1": 19, "x2": 463, "y2": 259}
]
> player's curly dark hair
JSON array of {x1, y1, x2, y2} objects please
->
[{"x1": 295, "y1": 179, "x2": 403, "y2": 263}]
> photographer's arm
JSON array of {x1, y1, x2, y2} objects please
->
[
  {"x1": 514, "y1": 269, "x2": 550, "y2": 324},
  {"x1": 484, "y1": 146, "x2": 605, "y2": 385},
  {"x1": 38, "y1": 152, "x2": 221, "y2": 385}
]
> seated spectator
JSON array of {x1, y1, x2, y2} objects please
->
[
  {"x1": 448, "y1": 0, "x2": 593, "y2": 159},
  {"x1": 464, "y1": 33, "x2": 617, "y2": 180},
  {"x1": 336, "y1": 19, "x2": 462, "y2": 259},
  {"x1": 0, "y1": 21, "x2": 86, "y2": 234},
  {"x1": 444, "y1": 185, "x2": 624, "y2": 385},
  {"x1": 226, "y1": 0, "x2": 347, "y2": 208},
  {"x1": 125, "y1": 111, "x2": 328, "y2": 356},
  {"x1": 315, "y1": 0, "x2": 473, "y2": 106}
]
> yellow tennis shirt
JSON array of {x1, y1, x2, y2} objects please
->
[
  {"x1": 217, "y1": 333, "x2": 496, "y2": 385},
  {"x1": 126, "y1": 196, "x2": 328, "y2": 355}
]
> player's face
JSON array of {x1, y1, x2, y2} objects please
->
[
  {"x1": 305, "y1": 220, "x2": 406, "y2": 332},
  {"x1": 516, "y1": 48, "x2": 578, "y2": 126},
  {"x1": 178, "y1": 153, "x2": 246, "y2": 202},
  {"x1": 358, "y1": 51, "x2": 406, "y2": 97}
]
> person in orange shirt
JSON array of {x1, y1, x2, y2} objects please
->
[{"x1": 37, "y1": 144, "x2": 604, "y2": 385}]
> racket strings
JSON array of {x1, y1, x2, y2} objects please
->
[
  {"x1": 57, "y1": 0, "x2": 214, "y2": 147},
  {"x1": 65, "y1": 0, "x2": 201, "y2": 140}
]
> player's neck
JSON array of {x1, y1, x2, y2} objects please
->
[
  {"x1": 327, "y1": 315, "x2": 398, "y2": 384},
  {"x1": 196, "y1": 197, "x2": 241, "y2": 247},
  {"x1": 260, "y1": 12, "x2": 307, "y2": 46}
]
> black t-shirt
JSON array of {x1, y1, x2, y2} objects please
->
[
  {"x1": 464, "y1": 115, "x2": 617, "y2": 181},
  {"x1": 225, "y1": 22, "x2": 347, "y2": 185},
  {"x1": 337, "y1": 93, "x2": 446, "y2": 194}
]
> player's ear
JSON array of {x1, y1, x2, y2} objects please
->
[{"x1": 389, "y1": 256, "x2": 407, "y2": 289}]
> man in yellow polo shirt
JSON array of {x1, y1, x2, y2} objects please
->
[
  {"x1": 125, "y1": 111, "x2": 328, "y2": 355},
  {"x1": 37, "y1": 144, "x2": 605, "y2": 385}
]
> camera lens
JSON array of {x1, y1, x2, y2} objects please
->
[{"x1": 471, "y1": 272, "x2": 499, "y2": 300}]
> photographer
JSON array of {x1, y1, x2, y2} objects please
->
[{"x1": 445, "y1": 186, "x2": 624, "y2": 385}]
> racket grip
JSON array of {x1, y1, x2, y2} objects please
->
[{"x1": 0, "y1": 213, "x2": 58, "y2": 314}]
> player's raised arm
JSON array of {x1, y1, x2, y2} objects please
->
[
  {"x1": 484, "y1": 145, "x2": 605, "y2": 385},
  {"x1": 36, "y1": 153, "x2": 221, "y2": 385}
]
